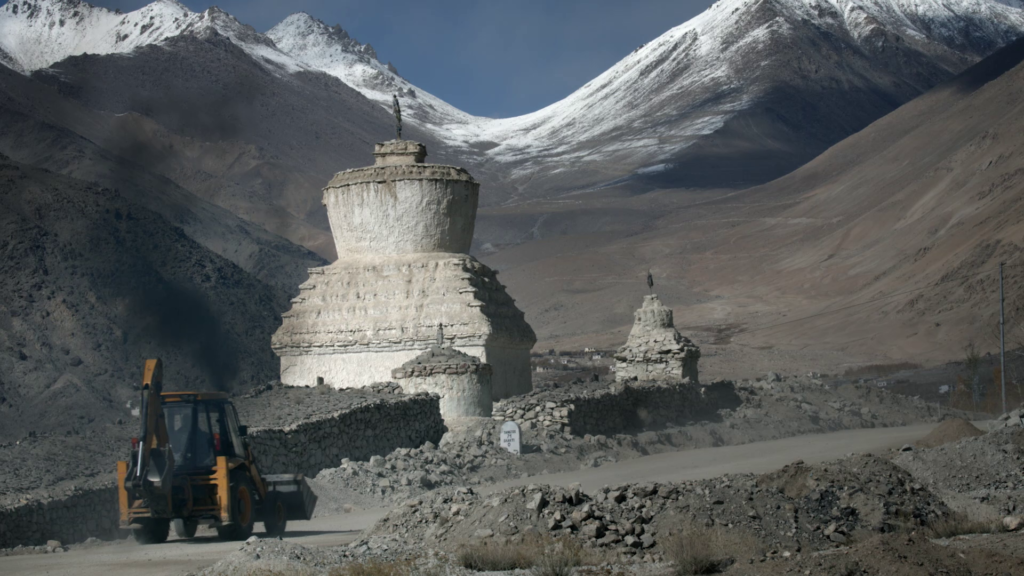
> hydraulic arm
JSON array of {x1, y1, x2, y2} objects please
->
[{"x1": 125, "y1": 359, "x2": 175, "y2": 513}]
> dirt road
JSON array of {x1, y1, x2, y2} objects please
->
[{"x1": 0, "y1": 423, "x2": 936, "y2": 576}]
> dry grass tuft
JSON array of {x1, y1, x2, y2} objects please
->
[
  {"x1": 457, "y1": 535, "x2": 605, "y2": 574},
  {"x1": 456, "y1": 538, "x2": 536, "y2": 571},
  {"x1": 532, "y1": 537, "x2": 586, "y2": 576},
  {"x1": 665, "y1": 523, "x2": 762, "y2": 575},
  {"x1": 926, "y1": 513, "x2": 1004, "y2": 539},
  {"x1": 240, "y1": 569, "x2": 321, "y2": 576},
  {"x1": 328, "y1": 559, "x2": 414, "y2": 576}
]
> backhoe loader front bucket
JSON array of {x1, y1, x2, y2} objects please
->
[{"x1": 263, "y1": 474, "x2": 317, "y2": 521}]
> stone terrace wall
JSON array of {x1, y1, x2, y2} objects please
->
[
  {"x1": 248, "y1": 393, "x2": 445, "y2": 477},
  {"x1": 491, "y1": 379, "x2": 740, "y2": 437},
  {"x1": 0, "y1": 486, "x2": 117, "y2": 549}
]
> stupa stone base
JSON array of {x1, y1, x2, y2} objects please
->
[
  {"x1": 272, "y1": 253, "x2": 535, "y2": 400},
  {"x1": 392, "y1": 347, "x2": 493, "y2": 418}
]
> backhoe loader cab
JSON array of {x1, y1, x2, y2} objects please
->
[
  {"x1": 162, "y1": 393, "x2": 244, "y2": 472},
  {"x1": 117, "y1": 360, "x2": 316, "y2": 544}
]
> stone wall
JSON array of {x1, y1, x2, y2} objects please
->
[
  {"x1": 492, "y1": 380, "x2": 740, "y2": 437},
  {"x1": 0, "y1": 486, "x2": 118, "y2": 549},
  {"x1": 248, "y1": 393, "x2": 445, "y2": 478}
]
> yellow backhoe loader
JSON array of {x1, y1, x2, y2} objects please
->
[{"x1": 117, "y1": 359, "x2": 316, "y2": 543}]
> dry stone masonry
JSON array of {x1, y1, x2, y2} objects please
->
[
  {"x1": 392, "y1": 346, "x2": 493, "y2": 418},
  {"x1": 240, "y1": 385, "x2": 446, "y2": 478},
  {"x1": 0, "y1": 486, "x2": 117, "y2": 549},
  {"x1": 614, "y1": 294, "x2": 700, "y2": 383},
  {"x1": 272, "y1": 140, "x2": 536, "y2": 399},
  {"x1": 491, "y1": 379, "x2": 738, "y2": 437}
]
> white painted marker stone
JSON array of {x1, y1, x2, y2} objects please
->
[{"x1": 500, "y1": 421, "x2": 521, "y2": 455}]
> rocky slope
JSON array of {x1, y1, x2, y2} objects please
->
[
  {"x1": 0, "y1": 154, "x2": 283, "y2": 440},
  {"x1": 0, "y1": 63, "x2": 326, "y2": 296},
  {"x1": 0, "y1": 0, "x2": 447, "y2": 260}
]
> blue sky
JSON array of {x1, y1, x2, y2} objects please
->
[{"x1": 87, "y1": 0, "x2": 715, "y2": 118}]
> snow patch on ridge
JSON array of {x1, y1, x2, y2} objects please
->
[
  {"x1": 0, "y1": 0, "x2": 303, "y2": 76},
  {"x1": 266, "y1": 13, "x2": 473, "y2": 127}
]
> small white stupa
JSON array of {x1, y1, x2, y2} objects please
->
[{"x1": 614, "y1": 294, "x2": 700, "y2": 383}]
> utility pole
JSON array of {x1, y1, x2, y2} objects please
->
[{"x1": 1000, "y1": 261, "x2": 1006, "y2": 416}]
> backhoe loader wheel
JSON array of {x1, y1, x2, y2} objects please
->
[
  {"x1": 263, "y1": 493, "x2": 287, "y2": 537},
  {"x1": 132, "y1": 519, "x2": 170, "y2": 544},
  {"x1": 217, "y1": 472, "x2": 256, "y2": 541},
  {"x1": 172, "y1": 518, "x2": 198, "y2": 539}
]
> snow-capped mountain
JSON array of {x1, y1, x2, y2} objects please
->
[
  {"x1": 0, "y1": 0, "x2": 298, "y2": 74},
  {"x1": 265, "y1": 0, "x2": 1024, "y2": 195},
  {"x1": 2, "y1": 0, "x2": 1024, "y2": 203}
]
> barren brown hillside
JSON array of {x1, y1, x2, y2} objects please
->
[{"x1": 488, "y1": 37, "x2": 1024, "y2": 371}]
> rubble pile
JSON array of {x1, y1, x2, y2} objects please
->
[
  {"x1": 894, "y1": 425, "x2": 1024, "y2": 521},
  {"x1": 362, "y1": 456, "x2": 951, "y2": 561},
  {"x1": 992, "y1": 406, "x2": 1024, "y2": 430}
]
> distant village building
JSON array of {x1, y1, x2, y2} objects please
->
[
  {"x1": 271, "y1": 139, "x2": 536, "y2": 399},
  {"x1": 614, "y1": 294, "x2": 700, "y2": 383}
]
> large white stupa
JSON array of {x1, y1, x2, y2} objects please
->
[{"x1": 271, "y1": 139, "x2": 536, "y2": 399}]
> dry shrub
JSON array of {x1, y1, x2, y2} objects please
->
[
  {"x1": 926, "y1": 513, "x2": 1004, "y2": 538},
  {"x1": 240, "y1": 569, "x2": 320, "y2": 576},
  {"x1": 456, "y1": 538, "x2": 535, "y2": 571},
  {"x1": 532, "y1": 537, "x2": 585, "y2": 576},
  {"x1": 665, "y1": 523, "x2": 762, "y2": 575},
  {"x1": 457, "y1": 535, "x2": 603, "y2": 574},
  {"x1": 329, "y1": 559, "x2": 414, "y2": 576}
]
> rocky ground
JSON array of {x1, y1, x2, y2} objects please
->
[
  {"x1": 193, "y1": 416, "x2": 1024, "y2": 575},
  {"x1": 895, "y1": 420, "x2": 1024, "y2": 523},
  {"x1": 0, "y1": 425, "x2": 127, "y2": 508},
  {"x1": 0, "y1": 366, "x2": 989, "y2": 566},
  {"x1": 362, "y1": 455, "x2": 951, "y2": 559},
  {"x1": 310, "y1": 374, "x2": 959, "y2": 513},
  {"x1": 0, "y1": 363, "x2": 968, "y2": 511}
]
